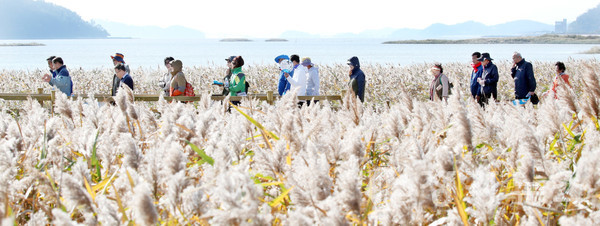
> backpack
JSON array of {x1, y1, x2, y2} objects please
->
[
  {"x1": 245, "y1": 81, "x2": 250, "y2": 93},
  {"x1": 439, "y1": 76, "x2": 454, "y2": 95},
  {"x1": 184, "y1": 82, "x2": 195, "y2": 97}
]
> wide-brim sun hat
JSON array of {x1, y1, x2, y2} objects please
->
[
  {"x1": 477, "y1": 52, "x2": 493, "y2": 61},
  {"x1": 301, "y1": 57, "x2": 313, "y2": 66},
  {"x1": 274, "y1": 55, "x2": 289, "y2": 63}
]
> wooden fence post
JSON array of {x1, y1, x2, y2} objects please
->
[
  {"x1": 37, "y1": 88, "x2": 44, "y2": 106},
  {"x1": 267, "y1": 91, "x2": 274, "y2": 105},
  {"x1": 50, "y1": 90, "x2": 55, "y2": 114}
]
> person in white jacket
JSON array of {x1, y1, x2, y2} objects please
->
[
  {"x1": 284, "y1": 62, "x2": 307, "y2": 107},
  {"x1": 302, "y1": 57, "x2": 320, "y2": 106}
]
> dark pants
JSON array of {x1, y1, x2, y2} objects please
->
[
  {"x1": 478, "y1": 92, "x2": 497, "y2": 107},
  {"x1": 306, "y1": 100, "x2": 319, "y2": 106}
]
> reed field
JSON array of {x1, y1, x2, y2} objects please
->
[{"x1": 0, "y1": 59, "x2": 600, "y2": 225}]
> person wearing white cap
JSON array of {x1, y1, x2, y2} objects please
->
[{"x1": 302, "y1": 57, "x2": 320, "y2": 105}]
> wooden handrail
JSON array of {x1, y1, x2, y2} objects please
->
[{"x1": 0, "y1": 91, "x2": 345, "y2": 105}]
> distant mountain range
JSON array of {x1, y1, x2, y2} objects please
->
[
  {"x1": 96, "y1": 20, "x2": 205, "y2": 39},
  {"x1": 569, "y1": 3, "x2": 600, "y2": 34},
  {"x1": 2, "y1": 0, "x2": 599, "y2": 40},
  {"x1": 281, "y1": 20, "x2": 554, "y2": 39},
  {"x1": 0, "y1": 0, "x2": 108, "y2": 39}
]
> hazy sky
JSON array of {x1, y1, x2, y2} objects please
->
[{"x1": 47, "y1": 0, "x2": 599, "y2": 38}]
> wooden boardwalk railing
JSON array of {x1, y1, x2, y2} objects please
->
[{"x1": 0, "y1": 90, "x2": 347, "y2": 106}]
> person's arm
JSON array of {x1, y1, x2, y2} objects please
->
[
  {"x1": 278, "y1": 72, "x2": 287, "y2": 95},
  {"x1": 229, "y1": 74, "x2": 246, "y2": 93},
  {"x1": 285, "y1": 68, "x2": 306, "y2": 87},
  {"x1": 511, "y1": 66, "x2": 517, "y2": 79},
  {"x1": 485, "y1": 65, "x2": 499, "y2": 85},
  {"x1": 562, "y1": 74, "x2": 571, "y2": 87},
  {"x1": 357, "y1": 72, "x2": 366, "y2": 100},
  {"x1": 526, "y1": 63, "x2": 536, "y2": 93},
  {"x1": 441, "y1": 75, "x2": 449, "y2": 98}
]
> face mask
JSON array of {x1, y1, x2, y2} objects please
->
[{"x1": 279, "y1": 60, "x2": 293, "y2": 74}]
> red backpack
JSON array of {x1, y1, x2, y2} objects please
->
[{"x1": 184, "y1": 82, "x2": 195, "y2": 97}]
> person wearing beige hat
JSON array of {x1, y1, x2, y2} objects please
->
[
  {"x1": 302, "y1": 57, "x2": 320, "y2": 106},
  {"x1": 428, "y1": 63, "x2": 449, "y2": 102}
]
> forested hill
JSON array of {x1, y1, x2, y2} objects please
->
[
  {"x1": 569, "y1": 3, "x2": 600, "y2": 34},
  {"x1": 0, "y1": 0, "x2": 109, "y2": 39}
]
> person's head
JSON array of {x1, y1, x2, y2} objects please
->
[
  {"x1": 471, "y1": 52, "x2": 481, "y2": 64},
  {"x1": 512, "y1": 52, "x2": 523, "y2": 64},
  {"x1": 52, "y1": 57, "x2": 64, "y2": 69},
  {"x1": 232, "y1": 56, "x2": 244, "y2": 68},
  {"x1": 111, "y1": 53, "x2": 125, "y2": 66},
  {"x1": 477, "y1": 52, "x2": 493, "y2": 66},
  {"x1": 429, "y1": 64, "x2": 443, "y2": 76},
  {"x1": 301, "y1": 57, "x2": 313, "y2": 68},
  {"x1": 226, "y1": 56, "x2": 236, "y2": 68},
  {"x1": 114, "y1": 63, "x2": 127, "y2": 78},
  {"x1": 291, "y1": 55, "x2": 300, "y2": 65},
  {"x1": 170, "y1": 60, "x2": 183, "y2": 75},
  {"x1": 164, "y1": 56, "x2": 174, "y2": 69},
  {"x1": 46, "y1": 56, "x2": 56, "y2": 70},
  {"x1": 347, "y1": 56, "x2": 360, "y2": 70},
  {"x1": 274, "y1": 55, "x2": 289, "y2": 64},
  {"x1": 555, "y1": 61, "x2": 566, "y2": 74}
]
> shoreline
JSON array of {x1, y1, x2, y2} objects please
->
[{"x1": 383, "y1": 34, "x2": 600, "y2": 44}]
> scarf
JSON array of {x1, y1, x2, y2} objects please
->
[{"x1": 471, "y1": 62, "x2": 482, "y2": 72}]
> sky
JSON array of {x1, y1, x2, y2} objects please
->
[{"x1": 46, "y1": 0, "x2": 600, "y2": 38}]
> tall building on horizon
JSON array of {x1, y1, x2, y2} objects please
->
[{"x1": 555, "y1": 19, "x2": 567, "y2": 34}]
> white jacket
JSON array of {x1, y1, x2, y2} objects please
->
[
  {"x1": 285, "y1": 65, "x2": 307, "y2": 96},
  {"x1": 305, "y1": 66, "x2": 320, "y2": 96}
]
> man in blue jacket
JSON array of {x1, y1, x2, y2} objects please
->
[
  {"x1": 275, "y1": 54, "x2": 290, "y2": 96},
  {"x1": 476, "y1": 53, "x2": 499, "y2": 105},
  {"x1": 470, "y1": 52, "x2": 483, "y2": 100},
  {"x1": 42, "y1": 57, "x2": 73, "y2": 96},
  {"x1": 511, "y1": 52, "x2": 536, "y2": 100},
  {"x1": 347, "y1": 56, "x2": 366, "y2": 102}
]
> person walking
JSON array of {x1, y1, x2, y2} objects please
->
[
  {"x1": 169, "y1": 59, "x2": 187, "y2": 96},
  {"x1": 428, "y1": 63, "x2": 449, "y2": 102},
  {"x1": 114, "y1": 63, "x2": 134, "y2": 92},
  {"x1": 511, "y1": 52, "x2": 537, "y2": 102},
  {"x1": 42, "y1": 57, "x2": 73, "y2": 96},
  {"x1": 111, "y1": 53, "x2": 131, "y2": 96},
  {"x1": 213, "y1": 56, "x2": 235, "y2": 95},
  {"x1": 275, "y1": 54, "x2": 291, "y2": 96},
  {"x1": 229, "y1": 56, "x2": 247, "y2": 97},
  {"x1": 347, "y1": 56, "x2": 366, "y2": 102},
  {"x1": 303, "y1": 57, "x2": 320, "y2": 106},
  {"x1": 159, "y1": 56, "x2": 174, "y2": 96},
  {"x1": 542, "y1": 61, "x2": 571, "y2": 99},
  {"x1": 470, "y1": 52, "x2": 483, "y2": 100},
  {"x1": 476, "y1": 53, "x2": 499, "y2": 105}
]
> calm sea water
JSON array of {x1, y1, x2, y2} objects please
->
[{"x1": 1, "y1": 38, "x2": 599, "y2": 70}]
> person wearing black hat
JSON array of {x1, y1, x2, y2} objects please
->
[
  {"x1": 476, "y1": 52, "x2": 499, "y2": 106},
  {"x1": 213, "y1": 56, "x2": 235, "y2": 96}
]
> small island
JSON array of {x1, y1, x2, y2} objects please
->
[
  {"x1": 220, "y1": 38, "x2": 252, "y2": 42},
  {"x1": 383, "y1": 34, "x2": 600, "y2": 44},
  {"x1": 0, "y1": 42, "x2": 45, "y2": 47},
  {"x1": 265, "y1": 38, "x2": 288, "y2": 42},
  {"x1": 582, "y1": 46, "x2": 600, "y2": 54}
]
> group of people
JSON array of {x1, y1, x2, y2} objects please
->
[
  {"x1": 429, "y1": 51, "x2": 571, "y2": 106},
  {"x1": 41, "y1": 51, "x2": 570, "y2": 107}
]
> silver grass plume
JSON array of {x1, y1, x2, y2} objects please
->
[
  {"x1": 51, "y1": 208, "x2": 79, "y2": 226},
  {"x1": 447, "y1": 91, "x2": 473, "y2": 151},
  {"x1": 133, "y1": 183, "x2": 158, "y2": 226},
  {"x1": 54, "y1": 93, "x2": 73, "y2": 121}
]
